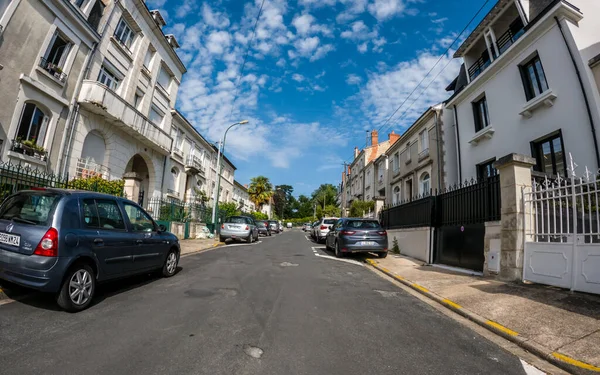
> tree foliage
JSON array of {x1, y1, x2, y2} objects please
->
[
  {"x1": 248, "y1": 176, "x2": 274, "y2": 210},
  {"x1": 69, "y1": 176, "x2": 125, "y2": 197},
  {"x1": 311, "y1": 184, "x2": 338, "y2": 208},
  {"x1": 219, "y1": 201, "x2": 239, "y2": 219},
  {"x1": 349, "y1": 200, "x2": 375, "y2": 218}
]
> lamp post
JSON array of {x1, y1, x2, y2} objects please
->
[{"x1": 211, "y1": 120, "x2": 249, "y2": 232}]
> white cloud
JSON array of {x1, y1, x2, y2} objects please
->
[
  {"x1": 315, "y1": 70, "x2": 326, "y2": 79},
  {"x1": 175, "y1": 0, "x2": 197, "y2": 19},
  {"x1": 346, "y1": 74, "x2": 362, "y2": 85},
  {"x1": 276, "y1": 58, "x2": 286, "y2": 67},
  {"x1": 311, "y1": 43, "x2": 335, "y2": 61},
  {"x1": 202, "y1": 3, "x2": 231, "y2": 28},
  {"x1": 292, "y1": 13, "x2": 333, "y2": 37},
  {"x1": 367, "y1": 0, "x2": 407, "y2": 21},
  {"x1": 206, "y1": 31, "x2": 232, "y2": 55},
  {"x1": 340, "y1": 21, "x2": 383, "y2": 53},
  {"x1": 146, "y1": 0, "x2": 166, "y2": 7},
  {"x1": 292, "y1": 73, "x2": 305, "y2": 82},
  {"x1": 357, "y1": 42, "x2": 368, "y2": 53},
  {"x1": 298, "y1": 0, "x2": 337, "y2": 7}
]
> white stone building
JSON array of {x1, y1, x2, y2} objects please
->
[
  {"x1": 444, "y1": 0, "x2": 600, "y2": 184},
  {"x1": 60, "y1": 0, "x2": 186, "y2": 205},
  {"x1": 233, "y1": 180, "x2": 254, "y2": 213},
  {"x1": 0, "y1": 0, "x2": 105, "y2": 171}
]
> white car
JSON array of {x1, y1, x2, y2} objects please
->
[
  {"x1": 314, "y1": 217, "x2": 338, "y2": 243},
  {"x1": 286, "y1": 222, "x2": 292, "y2": 228}
]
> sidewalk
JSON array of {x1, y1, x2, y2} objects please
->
[
  {"x1": 366, "y1": 255, "x2": 600, "y2": 375},
  {"x1": 179, "y1": 238, "x2": 224, "y2": 256}
]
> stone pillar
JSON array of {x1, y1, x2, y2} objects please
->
[
  {"x1": 374, "y1": 197, "x2": 385, "y2": 219},
  {"x1": 493, "y1": 153, "x2": 536, "y2": 281},
  {"x1": 123, "y1": 172, "x2": 142, "y2": 203}
]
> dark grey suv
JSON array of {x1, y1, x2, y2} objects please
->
[
  {"x1": 0, "y1": 189, "x2": 180, "y2": 312},
  {"x1": 325, "y1": 218, "x2": 388, "y2": 258}
]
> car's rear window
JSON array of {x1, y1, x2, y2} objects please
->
[
  {"x1": 347, "y1": 220, "x2": 381, "y2": 229},
  {"x1": 324, "y1": 219, "x2": 337, "y2": 224},
  {"x1": 0, "y1": 192, "x2": 60, "y2": 226},
  {"x1": 227, "y1": 217, "x2": 247, "y2": 224}
]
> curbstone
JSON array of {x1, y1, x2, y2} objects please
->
[{"x1": 365, "y1": 258, "x2": 600, "y2": 375}]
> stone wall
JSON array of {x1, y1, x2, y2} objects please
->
[{"x1": 387, "y1": 227, "x2": 431, "y2": 262}]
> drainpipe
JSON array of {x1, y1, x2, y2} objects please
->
[
  {"x1": 555, "y1": 17, "x2": 600, "y2": 169},
  {"x1": 59, "y1": 0, "x2": 120, "y2": 177},
  {"x1": 453, "y1": 105, "x2": 462, "y2": 182},
  {"x1": 159, "y1": 153, "x2": 168, "y2": 197},
  {"x1": 434, "y1": 108, "x2": 443, "y2": 191}
]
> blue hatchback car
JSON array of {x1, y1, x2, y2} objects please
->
[{"x1": 0, "y1": 189, "x2": 180, "y2": 312}]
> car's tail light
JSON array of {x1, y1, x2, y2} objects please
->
[
  {"x1": 33, "y1": 228, "x2": 58, "y2": 257},
  {"x1": 320, "y1": 225, "x2": 328, "y2": 230},
  {"x1": 221, "y1": 224, "x2": 225, "y2": 229},
  {"x1": 340, "y1": 230, "x2": 356, "y2": 235},
  {"x1": 31, "y1": 187, "x2": 47, "y2": 191},
  {"x1": 377, "y1": 230, "x2": 387, "y2": 236},
  {"x1": 245, "y1": 225, "x2": 249, "y2": 230}
]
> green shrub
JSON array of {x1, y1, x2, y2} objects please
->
[
  {"x1": 391, "y1": 237, "x2": 400, "y2": 254},
  {"x1": 68, "y1": 176, "x2": 125, "y2": 196}
]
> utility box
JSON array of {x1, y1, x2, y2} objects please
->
[{"x1": 488, "y1": 239, "x2": 501, "y2": 273}]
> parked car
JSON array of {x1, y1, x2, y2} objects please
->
[
  {"x1": 302, "y1": 222, "x2": 312, "y2": 231},
  {"x1": 325, "y1": 218, "x2": 388, "y2": 258},
  {"x1": 313, "y1": 217, "x2": 338, "y2": 243},
  {"x1": 267, "y1": 220, "x2": 279, "y2": 234},
  {"x1": 310, "y1": 221, "x2": 320, "y2": 239},
  {"x1": 220, "y1": 216, "x2": 259, "y2": 243},
  {"x1": 286, "y1": 222, "x2": 292, "y2": 229},
  {"x1": 256, "y1": 220, "x2": 271, "y2": 236},
  {"x1": 0, "y1": 189, "x2": 180, "y2": 312}
]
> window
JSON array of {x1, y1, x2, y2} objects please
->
[
  {"x1": 520, "y1": 55, "x2": 549, "y2": 101},
  {"x1": 143, "y1": 47, "x2": 155, "y2": 70},
  {"x1": 87, "y1": 1, "x2": 105, "y2": 31},
  {"x1": 405, "y1": 179, "x2": 413, "y2": 200},
  {"x1": 170, "y1": 167, "x2": 180, "y2": 193},
  {"x1": 16, "y1": 103, "x2": 48, "y2": 143},
  {"x1": 405, "y1": 142, "x2": 411, "y2": 162},
  {"x1": 149, "y1": 106, "x2": 164, "y2": 127},
  {"x1": 472, "y1": 95, "x2": 490, "y2": 132},
  {"x1": 123, "y1": 203, "x2": 155, "y2": 232},
  {"x1": 393, "y1": 153, "x2": 399, "y2": 173},
  {"x1": 96, "y1": 200, "x2": 125, "y2": 230},
  {"x1": 82, "y1": 199, "x2": 99, "y2": 227},
  {"x1": 419, "y1": 172, "x2": 430, "y2": 196},
  {"x1": 477, "y1": 159, "x2": 497, "y2": 180},
  {"x1": 157, "y1": 66, "x2": 172, "y2": 91},
  {"x1": 133, "y1": 91, "x2": 143, "y2": 110},
  {"x1": 419, "y1": 130, "x2": 429, "y2": 152},
  {"x1": 98, "y1": 66, "x2": 119, "y2": 90},
  {"x1": 41, "y1": 32, "x2": 71, "y2": 75},
  {"x1": 531, "y1": 132, "x2": 565, "y2": 176},
  {"x1": 393, "y1": 186, "x2": 400, "y2": 204},
  {"x1": 0, "y1": 0, "x2": 12, "y2": 19},
  {"x1": 74, "y1": 0, "x2": 85, "y2": 7},
  {"x1": 0, "y1": 192, "x2": 59, "y2": 226},
  {"x1": 114, "y1": 18, "x2": 135, "y2": 49}
]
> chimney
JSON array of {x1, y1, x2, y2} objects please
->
[
  {"x1": 244, "y1": 184, "x2": 248, "y2": 189},
  {"x1": 354, "y1": 146, "x2": 359, "y2": 158},
  {"x1": 388, "y1": 131, "x2": 400, "y2": 145},
  {"x1": 371, "y1": 130, "x2": 378, "y2": 146},
  {"x1": 150, "y1": 10, "x2": 167, "y2": 29},
  {"x1": 166, "y1": 34, "x2": 180, "y2": 49}
]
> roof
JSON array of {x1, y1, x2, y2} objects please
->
[
  {"x1": 171, "y1": 109, "x2": 214, "y2": 150},
  {"x1": 234, "y1": 180, "x2": 247, "y2": 190},
  {"x1": 211, "y1": 144, "x2": 237, "y2": 170}
]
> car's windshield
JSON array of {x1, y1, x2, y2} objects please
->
[
  {"x1": 0, "y1": 192, "x2": 60, "y2": 226},
  {"x1": 347, "y1": 220, "x2": 381, "y2": 229}
]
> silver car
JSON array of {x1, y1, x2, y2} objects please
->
[{"x1": 219, "y1": 216, "x2": 259, "y2": 243}]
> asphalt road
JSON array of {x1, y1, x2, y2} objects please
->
[{"x1": 0, "y1": 229, "x2": 546, "y2": 374}]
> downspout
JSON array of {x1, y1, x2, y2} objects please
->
[
  {"x1": 453, "y1": 105, "x2": 462, "y2": 182},
  {"x1": 434, "y1": 108, "x2": 443, "y2": 191},
  {"x1": 159, "y1": 153, "x2": 168, "y2": 196},
  {"x1": 59, "y1": 0, "x2": 121, "y2": 177},
  {"x1": 555, "y1": 16, "x2": 600, "y2": 169}
]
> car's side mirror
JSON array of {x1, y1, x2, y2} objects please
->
[{"x1": 158, "y1": 224, "x2": 167, "y2": 233}]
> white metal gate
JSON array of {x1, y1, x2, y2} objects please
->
[{"x1": 523, "y1": 154, "x2": 600, "y2": 294}]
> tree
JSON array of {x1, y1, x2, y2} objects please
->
[
  {"x1": 219, "y1": 202, "x2": 239, "y2": 219},
  {"x1": 349, "y1": 200, "x2": 375, "y2": 218},
  {"x1": 193, "y1": 187, "x2": 209, "y2": 204},
  {"x1": 316, "y1": 204, "x2": 340, "y2": 218},
  {"x1": 296, "y1": 195, "x2": 314, "y2": 218},
  {"x1": 273, "y1": 184, "x2": 295, "y2": 218},
  {"x1": 248, "y1": 176, "x2": 274, "y2": 211},
  {"x1": 311, "y1": 184, "x2": 339, "y2": 209}
]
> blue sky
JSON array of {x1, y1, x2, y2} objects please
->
[{"x1": 147, "y1": 0, "x2": 495, "y2": 196}]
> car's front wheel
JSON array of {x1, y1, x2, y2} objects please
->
[
  {"x1": 56, "y1": 263, "x2": 96, "y2": 312},
  {"x1": 163, "y1": 249, "x2": 179, "y2": 277}
]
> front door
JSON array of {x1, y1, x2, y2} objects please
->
[
  {"x1": 122, "y1": 202, "x2": 165, "y2": 271},
  {"x1": 81, "y1": 198, "x2": 134, "y2": 276}
]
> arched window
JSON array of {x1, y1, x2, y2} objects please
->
[
  {"x1": 419, "y1": 172, "x2": 430, "y2": 196},
  {"x1": 393, "y1": 186, "x2": 400, "y2": 205},
  {"x1": 16, "y1": 103, "x2": 49, "y2": 144},
  {"x1": 170, "y1": 167, "x2": 180, "y2": 195}
]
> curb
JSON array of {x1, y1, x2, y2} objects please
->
[
  {"x1": 364, "y1": 259, "x2": 600, "y2": 375},
  {"x1": 180, "y1": 242, "x2": 225, "y2": 257}
]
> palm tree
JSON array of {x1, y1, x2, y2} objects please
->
[{"x1": 248, "y1": 176, "x2": 274, "y2": 211}]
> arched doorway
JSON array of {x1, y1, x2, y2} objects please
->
[
  {"x1": 80, "y1": 131, "x2": 107, "y2": 178},
  {"x1": 124, "y1": 154, "x2": 150, "y2": 206}
]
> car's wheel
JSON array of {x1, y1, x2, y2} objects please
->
[
  {"x1": 378, "y1": 252, "x2": 388, "y2": 259},
  {"x1": 335, "y1": 241, "x2": 344, "y2": 258},
  {"x1": 247, "y1": 233, "x2": 253, "y2": 243},
  {"x1": 325, "y1": 239, "x2": 331, "y2": 251},
  {"x1": 56, "y1": 263, "x2": 96, "y2": 312},
  {"x1": 219, "y1": 235, "x2": 225, "y2": 243},
  {"x1": 163, "y1": 249, "x2": 179, "y2": 277}
]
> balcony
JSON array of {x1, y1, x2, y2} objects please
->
[
  {"x1": 185, "y1": 155, "x2": 204, "y2": 175},
  {"x1": 78, "y1": 80, "x2": 172, "y2": 154},
  {"x1": 39, "y1": 57, "x2": 67, "y2": 83},
  {"x1": 76, "y1": 158, "x2": 110, "y2": 179}
]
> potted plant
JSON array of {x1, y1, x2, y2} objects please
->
[
  {"x1": 12, "y1": 137, "x2": 23, "y2": 152},
  {"x1": 22, "y1": 139, "x2": 37, "y2": 156}
]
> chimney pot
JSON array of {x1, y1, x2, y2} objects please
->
[
  {"x1": 389, "y1": 131, "x2": 400, "y2": 144},
  {"x1": 371, "y1": 130, "x2": 379, "y2": 146}
]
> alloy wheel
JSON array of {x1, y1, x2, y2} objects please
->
[
  {"x1": 166, "y1": 252, "x2": 177, "y2": 274},
  {"x1": 69, "y1": 269, "x2": 93, "y2": 306}
]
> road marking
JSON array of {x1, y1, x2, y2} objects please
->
[
  {"x1": 222, "y1": 241, "x2": 263, "y2": 248},
  {"x1": 412, "y1": 284, "x2": 429, "y2": 293},
  {"x1": 442, "y1": 299, "x2": 462, "y2": 309},
  {"x1": 486, "y1": 320, "x2": 518, "y2": 337},
  {"x1": 310, "y1": 247, "x2": 364, "y2": 266},
  {"x1": 552, "y1": 352, "x2": 600, "y2": 372},
  {"x1": 520, "y1": 359, "x2": 547, "y2": 375}
]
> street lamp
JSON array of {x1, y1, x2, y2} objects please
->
[{"x1": 211, "y1": 120, "x2": 249, "y2": 233}]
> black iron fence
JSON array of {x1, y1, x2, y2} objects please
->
[
  {"x1": 0, "y1": 162, "x2": 69, "y2": 201},
  {"x1": 145, "y1": 197, "x2": 224, "y2": 223},
  {"x1": 380, "y1": 175, "x2": 501, "y2": 229}
]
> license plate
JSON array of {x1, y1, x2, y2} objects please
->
[
  {"x1": 358, "y1": 241, "x2": 377, "y2": 246},
  {"x1": 0, "y1": 232, "x2": 20, "y2": 247},
  {"x1": 229, "y1": 225, "x2": 241, "y2": 229}
]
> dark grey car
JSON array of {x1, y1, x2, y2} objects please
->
[
  {"x1": 325, "y1": 218, "x2": 388, "y2": 258},
  {"x1": 0, "y1": 189, "x2": 180, "y2": 312}
]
